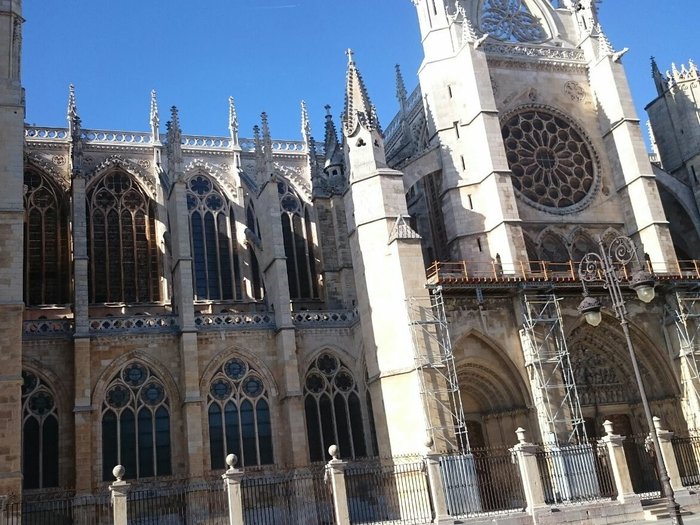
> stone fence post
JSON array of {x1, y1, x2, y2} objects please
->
[
  {"x1": 600, "y1": 420, "x2": 636, "y2": 502},
  {"x1": 511, "y1": 428, "x2": 547, "y2": 513},
  {"x1": 222, "y1": 454, "x2": 245, "y2": 525},
  {"x1": 652, "y1": 416, "x2": 686, "y2": 494},
  {"x1": 423, "y1": 451, "x2": 450, "y2": 523},
  {"x1": 109, "y1": 465, "x2": 130, "y2": 525},
  {"x1": 326, "y1": 445, "x2": 351, "y2": 525}
]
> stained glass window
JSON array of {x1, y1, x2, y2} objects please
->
[
  {"x1": 207, "y1": 358, "x2": 273, "y2": 468},
  {"x1": 304, "y1": 354, "x2": 368, "y2": 462},
  {"x1": 101, "y1": 362, "x2": 171, "y2": 480},
  {"x1": 87, "y1": 171, "x2": 160, "y2": 303},
  {"x1": 23, "y1": 170, "x2": 70, "y2": 305},
  {"x1": 187, "y1": 174, "x2": 242, "y2": 301},
  {"x1": 22, "y1": 371, "x2": 59, "y2": 489}
]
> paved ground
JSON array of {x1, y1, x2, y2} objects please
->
[{"x1": 628, "y1": 515, "x2": 700, "y2": 525}]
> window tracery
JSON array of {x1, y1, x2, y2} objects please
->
[
  {"x1": 479, "y1": 0, "x2": 548, "y2": 43},
  {"x1": 22, "y1": 371, "x2": 59, "y2": 489},
  {"x1": 245, "y1": 203, "x2": 264, "y2": 300},
  {"x1": 23, "y1": 170, "x2": 70, "y2": 305},
  {"x1": 87, "y1": 171, "x2": 160, "y2": 303},
  {"x1": 501, "y1": 107, "x2": 599, "y2": 214},
  {"x1": 207, "y1": 358, "x2": 273, "y2": 468},
  {"x1": 187, "y1": 174, "x2": 242, "y2": 301},
  {"x1": 101, "y1": 362, "x2": 171, "y2": 480},
  {"x1": 278, "y1": 180, "x2": 319, "y2": 300},
  {"x1": 304, "y1": 353, "x2": 366, "y2": 462}
]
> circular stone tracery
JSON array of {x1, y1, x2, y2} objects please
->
[{"x1": 501, "y1": 108, "x2": 599, "y2": 213}]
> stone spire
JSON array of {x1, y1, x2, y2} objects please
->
[
  {"x1": 324, "y1": 105, "x2": 343, "y2": 169},
  {"x1": 253, "y1": 124, "x2": 265, "y2": 186},
  {"x1": 301, "y1": 101, "x2": 318, "y2": 184},
  {"x1": 343, "y1": 49, "x2": 380, "y2": 136},
  {"x1": 395, "y1": 64, "x2": 407, "y2": 112},
  {"x1": 150, "y1": 90, "x2": 160, "y2": 143},
  {"x1": 596, "y1": 24, "x2": 613, "y2": 57},
  {"x1": 166, "y1": 106, "x2": 183, "y2": 171},
  {"x1": 228, "y1": 96, "x2": 239, "y2": 146},
  {"x1": 261, "y1": 112, "x2": 273, "y2": 167},
  {"x1": 651, "y1": 57, "x2": 666, "y2": 95}
]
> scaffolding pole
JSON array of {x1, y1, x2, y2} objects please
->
[
  {"x1": 520, "y1": 294, "x2": 586, "y2": 446},
  {"x1": 408, "y1": 286, "x2": 469, "y2": 452},
  {"x1": 670, "y1": 291, "x2": 700, "y2": 435}
]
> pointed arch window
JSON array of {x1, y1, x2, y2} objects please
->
[
  {"x1": 87, "y1": 171, "x2": 160, "y2": 303},
  {"x1": 304, "y1": 353, "x2": 366, "y2": 462},
  {"x1": 101, "y1": 362, "x2": 171, "y2": 480},
  {"x1": 22, "y1": 371, "x2": 59, "y2": 489},
  {"x1": 278, "y1": 180, "x2": 319, "y2": 300},
  {"x1": 187, "y1": 175, "x2": 242, "y2": 301},
  {"x1": 207, "y1": 358, "x2": 273, "y2": 468},
  {"x1": 245, "y1": 203, "x2": 264, "y2": 300},
  {"x1": 24, "y1": 170, "x2": 70, "y2": 305}
]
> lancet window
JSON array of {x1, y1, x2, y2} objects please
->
[
  {"x1": 278, "y1": 180, "x2": 319, "y2": 300},
  {"x1": 87, "y1": 171, "x2": 160, "y2": 303},
  {"x1": 22, "y1": 371, "x2": 59, "y2": 490},
  {"x1": 304, "y1": 353, "x2": 367, "y2": 462},
  {"x1": 245, "y1": 203, "x2": 264, "y2": 300},
  {"x1": 187, "y1": 174, "x2": 242, "y2": 301},
  {"x1": 101, "y1": 362, "x2": 171, "y2": 480},
  {"x1": 23, "y1": 170, "x2": 70, "y2": 305},
  {"x1": 207, "y1": 358, "x2": 273, "y2": 468}
]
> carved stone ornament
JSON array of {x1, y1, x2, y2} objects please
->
[
  {"x1": 564, "y1": 81, "x2": 585, "y2": 102},
  {"x1": 479, "y1": 0, "x2": 548, "y2": 43},
  {"x1": 501, "y1": 105, "x2": 600, "y2": 214}
]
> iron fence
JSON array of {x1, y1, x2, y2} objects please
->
[
  {"x1": 0, "y1": 491, "x2": 112, "y2": 525},
  {"x1": 536, "y1": 442, "x2": 616, "y2": 504},
  {"x1": 672, "y1": 435, "x2": 700, "y2": 487},
  {"x1": 623, "y1": 435, "x2": 660, "y2": 497},
  {"x1": 344, "y1": 457, "x2": 432, "y2": 525},
  {"x1": 440, "y1": 448, "x2": 525, "y2": 517},
  {"x1": 127, "y1": 477, "x2": 227, "y2": 525},
  {"x1": 241, "y1": 464, "x2": 334, "y2": 525}
]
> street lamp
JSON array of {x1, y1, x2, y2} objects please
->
[{"x1": 577, "y1": 235, "x2": 683, "y2": 525}]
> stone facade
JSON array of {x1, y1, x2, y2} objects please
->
[{"x1": 7, "y1": 0, "x2": 700, "y2": 502}]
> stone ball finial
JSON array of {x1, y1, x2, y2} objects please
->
[
  {"x1": 603, "y1": 420, "x2": 614, "y2": 436},
  {"x1": 328, "y1": 444, "x2": 338, "y2": 460},
  {"x1": 424, "y1": 436, "x2": 434, "y2": 450},
  {"x1": 113, "y1": 465, "x2": 125, "y2": 481},
  {"x1": 226, "y1": 454, "x2": 238, "y2": 468}
]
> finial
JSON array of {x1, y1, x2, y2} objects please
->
[
  {"x1": 515, "y1": 427, "x2": 527, "y2": 444},
  {"x1": 261, "y1": 112, "x2": 270, "y2": 139},
  {"x1": 150, "y1": 90, "x2": 160, "y2": 141},
  {"x1": 325, "y1": 104, "x2": 332, "y2": 117},
  {"x1": 301, "y1": 100, "x2": 311, "y2": 142},
  {"x1": 603, "y1": 420, "x2": 614, "y2": 436},
  {"x1": 228, "y1": 96, "x2": 239, "y2": 145},
  {"x1": 225, "y1": 454, "x2": 238, "y2": 468},
  {"x1": 328, "y1": 444, "x2": 339, "y2": 460},
  {"x1": 67, "y1": 84, "x2": 77, "y2": 119},
  {"x1": 345, "y1": 48, "x2": 355, "y2": 64},
  {"x1": 112, "y1": 465, "x2": 125, "y2": 482}
]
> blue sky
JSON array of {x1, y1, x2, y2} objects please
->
[{"x1": 22, "y1": 1, "x2": 698, "y2": 147}]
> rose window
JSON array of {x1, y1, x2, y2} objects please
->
[
  {"x1": 501, "y1": 108, "x2": 598, "y2": 213},
  {"x1": 479, "y1": 0, "x2": 548, "y2": 43}
]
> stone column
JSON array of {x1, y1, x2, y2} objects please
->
[
  {"x1": 652, "y1": 417, "x2": 685, "y2": 493},
  {"x1": 511, "y1": 428, "x2": 546, "y2": 513},
  {"x1": 222, "y1": 454, "x2": 244, "y2": 525},
  {"x1": 109, "y1": 465, "x2": 130, "y2": 525},
  {"x1": 326, "y1": 445, "x2": 351, "y2": 525},
  {"x1": 424, "y1": 451, "x2": 450, "y2": 523},
  {"x1": 601, "y1": 420, "x2": 636, "y2": 502}
]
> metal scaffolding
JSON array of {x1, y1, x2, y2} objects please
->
[
  {"x1": 408, "y1": 286, "x2": 469, "y2": 452},
  {"x1": 520, "y1": 294, "x2": 587, "y2": 446},
  {"x1": 670, "y1": 291, "x2": 700, "y2": 434}
]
